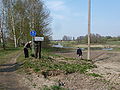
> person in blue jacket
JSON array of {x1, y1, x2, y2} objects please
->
[{"x1": 77, "y1": 47, "x2": 83, "y2": 59}]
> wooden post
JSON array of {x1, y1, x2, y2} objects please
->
[
  {"x1": 88, "y1": 0, "x2": 91, "y2": 60},
  {"x1": 32, "y1": 37, "x2": 35, "y2": 54},
  {"x1": 34, "y1": 37, "x2": 44, "y2": 59},
  {"x1": 38, "y1": 41, "x2": 42, "y2": 59}
]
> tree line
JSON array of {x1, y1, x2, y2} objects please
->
[
  {"x1": 0, "y1": 0, "x2": 52, "y2": 49},
  {"x1": 62, "y1": 34, "x2": 120, "y2": 44}
]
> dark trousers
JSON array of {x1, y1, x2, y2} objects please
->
[
  {"x1": 78, "y1": 53, "x2": 82, "y2": 56},
  {"x1": 24, "y1": 48, "x2": 29, "y2": 58},
  {"x1": 35, "y1": 47, "x2": 38, "y2": 58}
]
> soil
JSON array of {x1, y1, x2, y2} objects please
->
[
  {"x1": 54, "y1": 50, "x2": 120, "y2": 90},
  {"x1": 0, "y1": 50, "x2": 120, "y2": 90},
  {"x1": 0, "y1": 51, "x2": 30, "y2": 90}
]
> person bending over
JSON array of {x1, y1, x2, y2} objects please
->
[
  {"x1": 24, "y1": 41, "x2": 31, "y2": 58},
  {"x1": 77, "y1": 47, "x2": 83, "y2": 59}
]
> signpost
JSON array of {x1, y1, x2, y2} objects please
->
[
  {"x1": 34, "y1": 37, "x2": 44, "y2": 59},
  {"x1": 30, "y1": 30, "x2": 36, "y2": 55},
  {"x1": 30, "y1": 30, "x2": 44, "y2": 59},
  {"x1": 34, "y1": 37, "x2": 44, "y2": 41},
  {"x1": 30, "y1": 30, "x2": 36, "y2": 37}
]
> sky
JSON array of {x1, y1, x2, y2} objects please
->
[{"x1": 44, "y1": 0, "x2": 120, "y2": 40}]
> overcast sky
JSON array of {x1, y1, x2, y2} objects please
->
[{"x1": 44, "y1": 0, "x2": 120, "y2": 40}]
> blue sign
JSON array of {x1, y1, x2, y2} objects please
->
[{"x1": 30, "y1": 30, "x2": 36, "y2": 37}]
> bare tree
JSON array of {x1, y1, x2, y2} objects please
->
[
  {"x1": 0, "y1": 8, "x2": 6, "y2": 50},
  {"x1": 62, "y1": 35, "x2": 72, "y2": 41},
  {"x1": 2, "y1": 0, "x2": 52, "y2": 47}
]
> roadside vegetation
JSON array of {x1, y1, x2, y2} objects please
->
[
  {"x1": 17, "y1": 47, "x2": 96, "y2": 77},
  {"x1": 0, "y1": 47, "x2": 21, "y2": 64},
  {"x1": 42, "y1": 85, "x2": 68, "y2": 90},
  {"x1": 16, "y1": 47, "x2": 101, "y2": 89}
]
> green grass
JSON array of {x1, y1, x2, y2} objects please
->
[
  {"x1": 64, "y1": 57, "x2": 77, "y2": 61},
  {"x1": 17, "y1": 52, "x2": 95, "y2": 75},
  {"x1": 106, "y1": 41, "x2": 120, "y2": 45},
  {"x1": 51, "y1": 41, "x2": 76, "y2": 47},
  {"x1": 17, "y1": 53, "x2": 26, "y2": 63},
  {"x1": 42, "y1": 47, "x2": 73, "y2": 53},
  {"x1": 0, "y1": 48, "x2": 21, "y2": 57},
  {"x1": 49, "y1": 54, "x2": 63, "y2": 58},
  {"x1": 113, "y1": 47, "x2": 120, "y2": 51},
  {"x1": 42, "y1": 85, "x2": 68, "y2": 90},
  {"x1": 0, "y1": 47, "x2": 21, "y2": 64},
  {"x1": 17, "y1": 47, "x2": 96, "y2": 78},
  {"x1": 87, "y1": 73, "x2": 102, "y2": 77}
]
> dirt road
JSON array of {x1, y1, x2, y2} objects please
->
[{"x1": 0, "y1": 51, "x2": 29, "y2": 90}]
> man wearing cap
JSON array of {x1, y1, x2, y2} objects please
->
[{"x1": 24, "y1": 41, "x2": 32, "y2": 58}]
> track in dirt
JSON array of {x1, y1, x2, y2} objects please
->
[{"x1": 0, "y1": 52, "x2": 30, "y2": 90}]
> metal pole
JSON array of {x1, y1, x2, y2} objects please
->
[
  {"x1": 38, "y1": 41, "x2": 41, "y2": 59},
  {"x1": 31, "y1": 4, "x2": 35, "y2": 55},
  {"x1": 88, "y1": 0, "x2": 91, "y2": 60},
  {"x1": 32, "y1": 37, "x2": 35, "y2": 54}
]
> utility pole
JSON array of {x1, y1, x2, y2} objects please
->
[{"x1": 88, "y1": 0, "x2": 91, "y2": 60}]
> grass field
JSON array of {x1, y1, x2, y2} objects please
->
[
  {"x1": 106, "y1": 41, "x2": 120, "y2": 45},
  {"x1": 1, "y1": 41, "x2": 120, "y2": 89},
  {"x1": 0, "y1": 47, "x2": 21, "y2": 64}
]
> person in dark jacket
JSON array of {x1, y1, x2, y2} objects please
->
[
  {"x1": 24, "y1": 41, "x2": 32, "y2": 58},
  {"x1": 77, "y1": 47, "x2": 83, "y2": 59}
]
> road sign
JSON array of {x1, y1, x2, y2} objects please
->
[
  {"x1": 34, "y1": 37, "x2": 44, "y2": 41},
  {"x1": 34, "y1": 37, "x2": 44, "y2": 59},
  {"x1": 30, "y1": 30, "x2": 36, "y2": 37}
]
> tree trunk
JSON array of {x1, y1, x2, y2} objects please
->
[
  {"x1": 10, "y1": 0, "x2": 17, "y2": 48},
  {"x1": 11, "y1": 15, "x2": 17, "y2": 48},
  {"x1": 0, "y1": 8, "x2": 5, "y2": 50}
]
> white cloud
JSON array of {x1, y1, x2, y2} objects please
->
[
  {"x1": 45, "y1": 0, "x2": 67, "y2": 20},
  {"x1": 46, "y1": 1, "x2": 67, "y2": 11},
  {"x1": 53, "y1": 14, "x2": 65, "y2": 19}
]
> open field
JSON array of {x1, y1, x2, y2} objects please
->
[
  {"x1": 15, "y1": 47, "x2": 120, "y2": 89},
  {"x1": 0, "y1": 46, "x2": 120, "y2": 90},
  {"x1": 51, "y1": 40, "x2": 120, "y2": 48},
  {"x1": 55, "y1": 49, "x2": 120, "y2": 89}
]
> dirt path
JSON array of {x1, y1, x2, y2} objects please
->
[{"x1": 0, "y1": 51, "x2": 30, "y2": 90}]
